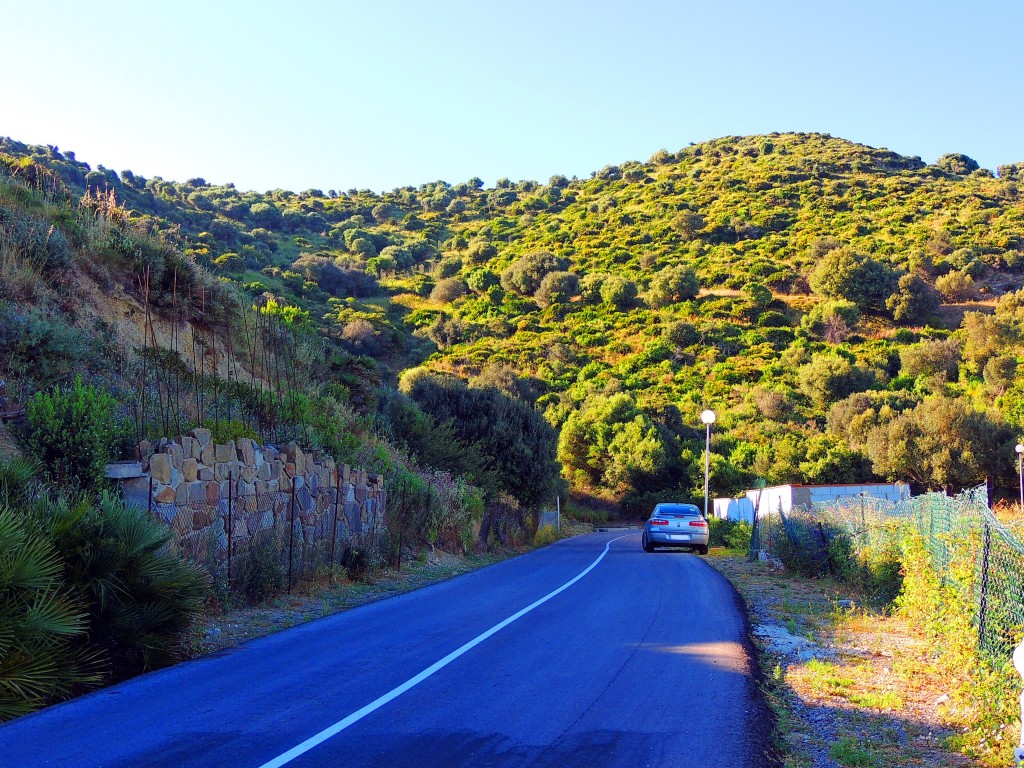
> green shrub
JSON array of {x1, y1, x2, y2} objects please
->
[
  {"x1": 202, "y1": 418, "x2": 260, "y2": 444},
  {"x1": 725, "y1": 521, "x2": 752, "y2": 552},
  {"x1": 533, "y1": 523, "x2": 559, "y2": 547},
  {"x1": 827, "y1": 528, "x2": 903, "y2": 604},
  {"x1": 707, "y1": 519, "x2": 753, "y2": 552},
  {"x1": 0, "y1": 204, "x2": 73, "y2": 272},
  {"x1": 234, "y1": 534, "x2": 286, "y2": 604},
  {"x1": 0, "y1": 303, "x2": 95, "y2": 383},
  {"x1": 0, "y1": 507, "x2": 99, "y2": 720},
  {"x1": 707, "y1": 516, "x2": 735, "y2": 547},
  {"x1": 26, "y1": 376, "x2": 118, "y2": 491},
  {"x1": 41, "y1": 492, "x2": 210, "y2": 681}
]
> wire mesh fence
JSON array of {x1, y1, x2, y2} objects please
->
[
  {"x1": 754, "y1": 484, "x2": 1024, "y2": 661},
  {"x1": 156, "y1": 478, "x2": 385, "y2": 602}
]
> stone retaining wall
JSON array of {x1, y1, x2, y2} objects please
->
[{"x1": 119, "y1": 429, "x2": 385, "y2": 567}]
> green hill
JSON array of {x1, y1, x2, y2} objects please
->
[{"x1": 2, "y1": 132, "x2": 1023, "y2": 514}]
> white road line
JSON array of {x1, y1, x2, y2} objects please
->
[{"x1": 257, "y1": 535, "x2": 630, "y2": 768}]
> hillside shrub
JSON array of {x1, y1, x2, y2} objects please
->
[
  {"x1": 0, "y1": 205, "x2": 73, "y2": 273},
  {"x1": 0, "y1": 303, "x2": 96, "y2": 383},
  {"x1": 648, "y1": 264, "x2": 699, "y2": 307},
  {"x1": 500, "y1": 250, "x2": 567, "y2": 295},
  {"x1": 234, "y1": 533, "x2": 286, "y2": 604},
  {"x1": 25, "y1": 376, "x2": 118, "y2": 492}
]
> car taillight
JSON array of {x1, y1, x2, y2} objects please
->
[
  {"x1": 650, "y1": 519, "x2": 669, "y2": 526},
  {"x1": 689, "y1": 520, "x2": 707, "y2": 528}
]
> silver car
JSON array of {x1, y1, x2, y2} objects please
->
[{"x1": 641, "y1": 503, "x2": 709, "y2": 554}]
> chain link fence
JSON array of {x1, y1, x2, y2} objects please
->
[
  {"x1": 155, "y1": 479, "x2": 385, "y2": 603},
  {"x1": 752, "y1": 484, "x2": 1024, "y2": 661}
]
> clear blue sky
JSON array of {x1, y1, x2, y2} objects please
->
[{"x1": 2, "y1": 1, "x2": 1021, "y2": 193}]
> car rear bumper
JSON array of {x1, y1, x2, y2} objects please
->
[{"x1": 647, "y1": 530, "x2": 709, "y2": 547}]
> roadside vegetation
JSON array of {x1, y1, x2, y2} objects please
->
[{"x1": 709, "y1": 490, "x2": 1022, "y2": 768}]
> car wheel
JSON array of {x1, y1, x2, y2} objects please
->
[
  {"x1": 696, "y1": 545, "x2": 708, "y2": 556},
  {"x1": 642, "y1": 533, "x2": 655, "y2": 553}
]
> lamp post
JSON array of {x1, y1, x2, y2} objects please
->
[
  {"x1": 1016, "y1": 443, "x2": 1024, "y2": 514},
  {"x1": 701, "y1": 409, "x2": 716, "y2": 519}
]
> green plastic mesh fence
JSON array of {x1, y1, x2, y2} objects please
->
[{"x1": 794, "y1": 484, "x2": 1024, "y2": 660}]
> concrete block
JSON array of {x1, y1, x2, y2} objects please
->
[
  {"x1": 106, "y1": 461, "x2": 143, "y2": 479},
  {"x1": 122, "y1": 476, "x2": 152, "y2": 509}
]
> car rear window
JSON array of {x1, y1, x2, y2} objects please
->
[{"x1": 654, "y1": 505, "x2": 701, "y2": 517}]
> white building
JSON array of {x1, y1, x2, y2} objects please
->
[{"x1": 713, "y1": 482, "x2": 910, "y2": 522}]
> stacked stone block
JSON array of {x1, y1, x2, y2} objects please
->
[{"x1": 119, "y1": 430, "x2": 386, "y2": 570}]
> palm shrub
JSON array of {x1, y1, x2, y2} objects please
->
[
  {"x1": 0, "y1": 507, "x2": 99, "y2": 720},
  {"x1": 42, "y1": 493, "x2": 210, "y2": 681}
]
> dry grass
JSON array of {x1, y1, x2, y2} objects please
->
[
  {"x1": 708, "y1": 551, "x2": 981, "y2": 768},
  {"x1": 0, "y1": 241, "x2": 44, "y2": 300}
]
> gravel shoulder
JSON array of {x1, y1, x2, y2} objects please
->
[{"x1": 190, "y1": 549, "x2": 516, "y2": 654}]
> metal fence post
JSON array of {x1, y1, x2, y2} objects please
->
[
  {"x1": 227, "y1": 471, "x2": 233, "y2": 587},
  {"x1": 978, "y1": 520, "x2": 992, "y2": 652},
  {"x1": 287, "y1": 481, "x2": 296, "y2": 594},
  {"x1": 330, "y1": 468, "x2": 340, "y2": 569},
  {"x1": 1014, "y1": 639, "x2": 1024, "y2": 766},
  {"x1": 148, "y1": 475, "x2": 153, "y2": 515}
]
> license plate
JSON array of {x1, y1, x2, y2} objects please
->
[{"x1": 669, "y1": 534, "x2": 691, "y2": 541}]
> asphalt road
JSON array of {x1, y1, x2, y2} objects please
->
[{"x1": 0, "y1": 531, "x2": 773, "y2": 768}]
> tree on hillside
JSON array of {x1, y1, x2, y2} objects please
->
[
  {"x1": 648, "y1": 265, "x2": 699, "y2": 307},
  {"x1": 864, "y1": 396, "x2": 1012, "y2": 492},
  {"x1": 249, "y1": 201, "x2": 282, "y2": 228},
  {"x1": 500, "y1": 250, "x2": 568, "y2": 296},
  {"x1": 934, "y1": 270, "x2": 977, "y2": 302},
  {"x1": 935, "y1": 153, "x2": 980, "y2": 176},
  {"x1": 886, "y1": 273, "x2": 941, "y2": 324},
  {"x1": 808, "y1": 247, "x2": 898, "y2": 312},
  {"x1": 899, "y1": 338, "x2": 961, "y2": 381},
  {"x1": 557, "y1": 393, "x2": 671, "y2": 492},
  {"x1": 799, "y1": 353, "x2": 875, "y2": 409},
  {"x1": 406, "y1": 375, "x2": 560, "y2": 509},
  {"x1": 535, "y1": 271, "x2": 579, "y2": 305},
  {"x1": 960, "y1": 312, "x2": 1013, "y2": 375},
  {"x1": 599, "y1": 275, "x2": 639, "y2": 308},
  {"x1": 671, "y1": 211, "x2": 705, "y2": 240},
  {"x1": 800, "y1": 300, "x2": 861, "y2": 342}
]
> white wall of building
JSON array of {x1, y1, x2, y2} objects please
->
[
  {"x1": 738, "y1": 483, "x2": 910, "y2": 519},
  {"x1": 712, "y1": 497, "x2": 754, "y2": 522}
]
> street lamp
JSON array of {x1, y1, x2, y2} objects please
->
[
  {"x1": 701, "y1": 409, "x2": 716, "y2": 519},
  {"x1": 1016, "y1": 443, "x2": 1024, "y2": 514}
]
